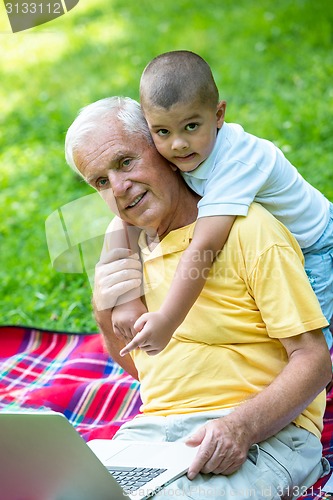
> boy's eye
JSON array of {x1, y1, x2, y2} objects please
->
[
  {"x1": 185, "y1": 123, "x2": 199, "y2": 132},
  {"x1": 157, "y1": 129, "x2": 169, "y2": 137}
]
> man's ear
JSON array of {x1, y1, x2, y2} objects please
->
[{"x1": 216, "y1": 100, "x2": 227, "y2": 129}]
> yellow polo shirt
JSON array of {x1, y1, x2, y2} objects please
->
[{"x1": 134, "y1": 203, "x2": 328, "y2": 438}]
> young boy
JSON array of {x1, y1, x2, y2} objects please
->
[{"x1": 115, "y1": 50, "x2": 333, "y2": 356}]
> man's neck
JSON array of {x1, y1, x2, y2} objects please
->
[{"x1": 145, "y1": 186, "x2": 199, "y2": 250}]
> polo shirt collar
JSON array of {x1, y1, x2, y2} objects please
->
[{"x1": 139, "y1": 223, "x2": 195, "y2": 261}]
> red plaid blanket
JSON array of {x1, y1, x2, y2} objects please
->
[
  {"x1": 0, "y1": 325, "x2": 332, "y2": 498},
  {"x1": 0, "y1": 326, "x2": 141, "y2": 441}
]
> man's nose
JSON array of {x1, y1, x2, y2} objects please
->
[
  {"x1": 107, "y1": 171, "x2": 131, "y2": 197},
  {"x1": 171, "y1": 136, "x2": 189, "y2": 151}
]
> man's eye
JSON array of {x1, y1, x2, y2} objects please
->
[
  {"x1": 121, "y1": 158, "x2": 132, "y2": 168},
  {"x1": 96, "y1": 178, "x2": 109, "y2": 189},
  {"x1": 185, "y1": 123, "x2": 199, "y2": 132},
  {"x1": 157, "y1": 129, "x2": 169, "y2": 137}
]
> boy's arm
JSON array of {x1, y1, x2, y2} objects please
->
[
  {"x1": 105, "y1": 216, "x2": 140, "y2": 276},
  {"x1": 100, "y1": 217, "x2": 147, "y2": 339},
  {"x1": 93, "y1": 246, "x2": 143, "y2": 371},
  {"x1": 160, "y1": 215, "x2": 236, "y2": 321},
  {"x1": 98, "y1": 217, "x2": 141, "y2": 305},
  {"x1": 120, "y1": 215, "x2": 235, "y2": 356}
]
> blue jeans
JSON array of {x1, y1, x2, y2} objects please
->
[{"x1": 303, "y1": 202, "x2": 333, "y2": 348}]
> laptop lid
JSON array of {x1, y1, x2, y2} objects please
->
[
  {"x1": 0, "y1": 411, "x2": 197, "y2": 500},
  {"x1": 0, "y1": 411, "x2": 128, "y2": 500}
]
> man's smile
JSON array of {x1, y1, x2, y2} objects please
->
[{"x1": 126, "y1": 192, "x2": 147, "y2": 209}]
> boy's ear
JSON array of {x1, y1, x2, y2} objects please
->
[{"x1": 216, "y1": 101, "x2": 227, "y2": 128}]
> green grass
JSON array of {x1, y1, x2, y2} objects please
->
[{"x1": 1, "y1": 0, "x2": 332, "y2": 332}]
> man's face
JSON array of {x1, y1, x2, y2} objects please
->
[{"x1": 74, "y1": 117, "x2": 180, "y2": 236}]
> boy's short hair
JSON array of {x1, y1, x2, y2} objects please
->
[{"x1": 140, "y1": 50, "x2": 219, "y2": 110}]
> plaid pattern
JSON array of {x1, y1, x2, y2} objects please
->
[
  {"x1": 0, "y1": 325, "x2": 332, "y2": 497},
  {"x1": 299, "y1": 389, "x2": 333, "y2": 499},
  {"x1": 0, "y1": 326, "x2": 141, "y2": 441}
]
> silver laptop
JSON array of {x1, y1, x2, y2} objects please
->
[{"x1": 0, "y1": 411, "x2": 197, "y2": 500}]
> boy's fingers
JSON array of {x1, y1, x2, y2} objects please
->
[
  {"x1": 119, "y1": 327, "x2": 152, "y2": 356},
  {"x1": 134, "y1": 313, "x2": 149, "y2": 332},
  {"x1": 120, "y1": 336, "x2": 141, "y2": 356}
]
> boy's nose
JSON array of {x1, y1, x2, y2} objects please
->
[{"x1": 171, "y1": 137, "x2": 189, "y2": 151}]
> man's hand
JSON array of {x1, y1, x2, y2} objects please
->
[
  {"x1": 186, "y1": 416, "x2": 251, "y2": 479},
  {"x1": 120, "y1": 311, "x2": 177, "y2": 356},
  {"x1": 94, "y1": 249, "x2": 142, "y2": 311},
  {"x1": 185, "y1": 330, "x2": 332, "y2": 480},
  {"x1": 112, "y1": 299, "x2": 147, "y2": 341}
]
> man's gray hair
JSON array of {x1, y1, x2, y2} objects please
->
[{"x1": 65, "y1": 96, "x2": 153, "y2": 176}]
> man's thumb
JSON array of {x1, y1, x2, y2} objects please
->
[{"x1": 185, "y1": 427, "x2": 206, "y2": 447}]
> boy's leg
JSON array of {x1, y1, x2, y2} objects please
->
[{"x1": 303, "y1": 203, "x2": 333, "y2": 349}]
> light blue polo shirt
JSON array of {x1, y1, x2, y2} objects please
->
[{"x1": 181, "y1": 122, "x2": 329, "y2": 249}]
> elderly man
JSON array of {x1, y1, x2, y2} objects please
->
[{"x1": 65, "y1": 97, "x2": 331, "y2": 499}]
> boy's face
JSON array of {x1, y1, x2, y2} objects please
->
[{"x1": 143, "y1": 99, "x2": 226, "y2": 172}]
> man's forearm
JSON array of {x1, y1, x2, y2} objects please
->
[
  {"x1": 187, "y1": 330, "x2": 331, "y2": 479},
  {"x1": 93, "y1": 301, "x2": 139, "y2": 380},
  {"x1": 224, "y1": 331, "x2": 331, "y2": 446}
]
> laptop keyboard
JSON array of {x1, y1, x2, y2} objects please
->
[{"x1": 106, "y1": 465, "x2": 167, "y2": 493}]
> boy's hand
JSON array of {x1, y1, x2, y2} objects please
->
[
  {"x1": 112, "y1": 299, "x2": 147, "y2": 341},
  {"x1": 119, "y1": 311, "x2": 176, "y2": 356}
]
